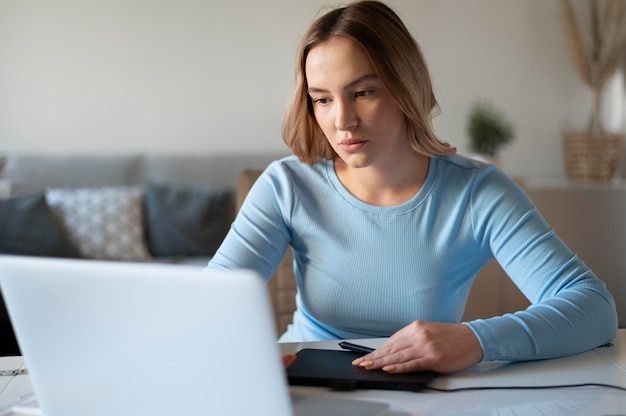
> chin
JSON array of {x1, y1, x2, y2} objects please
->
[{"x1": 338, "y1": 154, "x2": 372, "y2": 169}]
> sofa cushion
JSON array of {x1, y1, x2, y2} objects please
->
[
  {"x1": 46, "y1": 186, "x2": 151, "y2": 261},
  {"x1": 0, "y1": 193, "x2": 81, "y2": 258},
  {"x1": 0, "y1": 179, "x2": 10, "y2": 199},
  {"x1": 0, "y1": 155, "x2": 143, "y2": 197},
  {"x1": 143, "y1": 154, "x2": 286, "y2": 189},
  {"x1": 144, "y1": 183, "x2": 234, "y2": 257}
]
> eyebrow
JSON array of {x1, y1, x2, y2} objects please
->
[{"x1": 307, "y1": 74, "x2": 379, "y2": 94}]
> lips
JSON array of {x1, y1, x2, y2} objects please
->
[{"x1": 339, "y1": 138, "x2": 367, "y2": 153}]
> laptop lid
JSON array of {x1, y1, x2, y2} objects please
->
[{"x1": 0, "y1": 256, "x2": 292, "y2": 416}]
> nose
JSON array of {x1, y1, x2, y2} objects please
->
[{"x1": 334, "y1": 100, "x2": 358, "y2": 131}]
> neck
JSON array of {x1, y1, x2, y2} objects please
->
[{"x1": 334, "y1": 152, "x2": 429, "y2": 206}]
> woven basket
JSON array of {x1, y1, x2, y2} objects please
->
[{"x1": 562, "y1": 132, "x2": 624, "y2": 183}]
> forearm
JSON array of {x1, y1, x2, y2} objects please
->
[
  {"x1": 466, "y1": 285, "x2": 617, "y2": 362},
  {"x1": 468, "y1": 168, "x2": 618, "y2": 361}
]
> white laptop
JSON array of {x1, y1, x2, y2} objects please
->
[{"x1": 0, "y1": 256, "x2": 391, "y2": 416}]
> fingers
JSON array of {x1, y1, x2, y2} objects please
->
[
  {"x1": 352, "y1": 344, "x2": 422, "y2": 373},
  {"x1": 381, "y1": 359, "x2": 424, "y2": 374},
  {"x1": 352, "y1": 357, "x2": 427, "y2": 373},
  {"x1": 350, "y1": 321, "x2": 483, "y2": 374},
  {"x1": 351, "y1": 325, "x2": 422, "y2": 370},
  {"x1": 282, "y1": 353, "x2": 297, "y2": 368}
]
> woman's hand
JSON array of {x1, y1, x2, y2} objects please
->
[
  {"x1": 351, "y1": 320, "x2": 483, "y2": 374},
  {"x1": 282, "y1": 353, "x2": 297, "y2": 368}
]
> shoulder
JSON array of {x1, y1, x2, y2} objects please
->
[
  {"x1": 432, "y1": 154, "x2": 530, "y2": 209},
  {"x1": 261, "y1": 156, "x2": 331, "y2": 189},
  {"x1": 265, "y1": 155, "x2": 320, "y2": 173},
  {"x1": 245, "y1": 156, "x2": 333, "y2": 205},
  {"x1": 266, "y1": 155, "x2": 328, "y2": 174},
  {"x1": 434, "y1": 153, "x2": 493, "y2": 180},
  {"x1": 435, "y1": 154, "x2": 520, "y2": 191},
  {"x1": 431, "y1": 154, "x2": 496, "y2": 193}
]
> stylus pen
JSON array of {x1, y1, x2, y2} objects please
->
[{"x1": 338, "y1": 341, "x2": 375, "y2": 354}]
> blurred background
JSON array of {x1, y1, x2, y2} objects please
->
[{"x1": 0, "y1": 0, "x2": 624, "y2": 180}]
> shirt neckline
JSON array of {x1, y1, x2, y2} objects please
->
[{"x1": 324, "y1": 156, "x2": 438, "y2": 215}]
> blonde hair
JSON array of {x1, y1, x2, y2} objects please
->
[{"x1": 282, "y1": 0, "x2": 456, "y2": 165}]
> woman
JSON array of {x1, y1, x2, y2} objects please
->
[{"x1": 208, "y1": 1, "x2": 617, "y2": 374}]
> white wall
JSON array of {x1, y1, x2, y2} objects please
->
[{"x1": 0, "y1": 0, "x2": 614, "y2": 180}]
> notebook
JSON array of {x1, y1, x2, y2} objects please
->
[{"x1": 0, "y1": 256, "x2": 392, "y2": 416}]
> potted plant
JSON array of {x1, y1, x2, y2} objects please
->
[
  {"x1": 467, "y1": 100, "x2": 515, "y2": 165},
  {"x1": 559, "y1": 0, "x2": 626, "y2": 182}
]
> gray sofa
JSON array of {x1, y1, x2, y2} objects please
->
[
  {"x1": 0, "y1": 152, "x2": 286, "y2": 354},
  {"x1": 0, "y1": 153, "x2": 285, "y2": 261}
]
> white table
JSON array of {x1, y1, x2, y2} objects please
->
[
  {"x1": 280, "y1": 329, "x2": 626, "y2": 415},
  {"x1": 1, "y1": 330, "x2": 625, "y2": 415},
  {"x1": 0, "y1": 356, "x2": 33, "y2": 416}
]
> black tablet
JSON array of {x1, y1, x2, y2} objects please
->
[{"x1": 286, "y1": 349, "x2": 437, "y2": 392}]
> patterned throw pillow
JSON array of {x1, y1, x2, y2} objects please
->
[{"x1": 46, "y1": 186, "x2": 151, "y2": 261}]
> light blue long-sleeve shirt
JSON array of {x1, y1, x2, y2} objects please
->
[{"x1": 208, "y1": 154, "x2": 617, "y2": 362}]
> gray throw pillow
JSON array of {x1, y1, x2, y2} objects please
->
[
  {"x1": 144, "y1": 183, "x2": 234, "y2": 257},
  {"x1": 0, "y1": 193, "x2": 81, "y2": 258}
]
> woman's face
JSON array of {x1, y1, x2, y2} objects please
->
[{"x1": 305, "y1": 36, "x2": 408, "y2": 169}]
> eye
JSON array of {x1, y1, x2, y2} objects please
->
[
  {"x1": 311, "y1": 97, "x2": 331, "y2": 106},
  {"x1": 355, "y1": 89, "x2": 373, "y2": 98}
]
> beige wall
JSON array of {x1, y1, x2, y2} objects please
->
[{"x1": 0, "y1": 0, "x2": 623, "y2": 180}]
